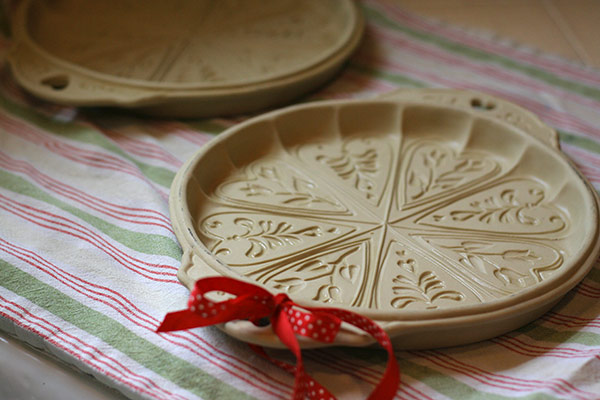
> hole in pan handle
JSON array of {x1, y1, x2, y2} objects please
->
[
  {"x1": 470, "y1": 97, "x2": 496, "y2": 110},
  {"x1": 378, "y1": 89, "x2": 559, "y2": 150},
  {"x1": 40, "y1": 74, "x2": 70, "y2": 91}
]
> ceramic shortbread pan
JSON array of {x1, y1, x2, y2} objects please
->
[
  {"x1": 8, "y1": 0, "x2": 363, "y2": 118},
  {"x1": 169, "y1": 89, "x2": 600, "y2": 349}
]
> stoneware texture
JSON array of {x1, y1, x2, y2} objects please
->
[
  {"x1": 8, "y1": 0, "x2": 363, "y2": 118},
  {"x1": 169, "y1": 89, "x2": 600, "y2": 349}
]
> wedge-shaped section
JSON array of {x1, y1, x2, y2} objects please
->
[
  {"x1": 376, "y1": 230, "x2": 478, "y2": 311},
  {"x1": 397, "y1": 139, "x2": 500, "y2": 211},
  {"x1": 414, "y1": 178, "x2": 569, "y2": 236},
  {"x1": 214, "y1": 158, "x2": 356, "y2": 217},
  {"x1": 414, "y1": 234, "x2": 564, "y2": 300},
  {"x1": 200, "y1": 211, "x2": 369, "y2": 267},
  {"x1": 245, "y1": 229, "x2": 384, "y2": 308},
  {"x1": 296, "y1": 134, "x2": 398, "y2": 218}
]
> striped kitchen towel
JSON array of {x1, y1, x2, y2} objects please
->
[{"x1": 1, "y1": 1, "x2": 600, "y2": 399}]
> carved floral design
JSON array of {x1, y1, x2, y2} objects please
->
[
  {"x1": 316, "y1": 146, "x2": 378, "y2": 200},
  {"x1": 447, "y1": 188, "x2": 543, "y2": 224},
  {"x1": 218, "y1": 161, "x2": 349, "y2": 214},
  {"x1": 297, "y1": 136, "x2": 395, "y2": 208},
  {"x1": 201, "y1": 213, "x2": 352, "y2": 266},
  {"x1": 263, "y1": 244, "x2": 365, "y2": 305},
  {"x1": 390, "y1": 250, "x2": 464, "y2": 309},
  {"x1": 221, "y1": 218, "x2": 323, "y2": 258},
  {"x1": 402, "y1": 142, "x2": 499, "y2": 207},
  {"x1": 420, "y1": 237, "x2": 563, "y2": 293},
  {"x1": 417, "y1": 180, "x2": 567, "y2": 234}
]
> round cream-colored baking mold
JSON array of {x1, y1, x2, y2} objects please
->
[
  {"x1": 8, "y1": 0, "x2": 364, "y2": 118},
  {"x1": 170, "y1": 89, "x2": 600, "y2": 349}
]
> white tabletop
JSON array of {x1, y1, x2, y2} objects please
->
[{"x1": 0, "y1": 331, "x2": 127, "y2": 400}]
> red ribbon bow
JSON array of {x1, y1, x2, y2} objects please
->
[{"x1": 157, "y1": 277, "x2": 399, "y2": 400}]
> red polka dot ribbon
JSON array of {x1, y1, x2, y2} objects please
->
[{"x1": 157, "y1": 277, "x2": 399, "y2": 400}]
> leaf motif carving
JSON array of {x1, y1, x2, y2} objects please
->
[
  {"x1": 313, "y1": 284, "x2": 342, "y2": 303},
  {"x1": 272, "y1": 277, "x2": 306, "y2": 294},
  {"x1": 493, "y1": 268, "x2": 529, "y2": 287},
  {"x1": 448, "y1": 189, "x2": 544, "y2": 225},
  {"x1": 297, "y1": 259, "x2": 331, "y2": 275},
  {"x1": 203, "y1": 215, "x2": 346, "y2": 261},
  {"x1": 502, "y1": 249, "x2": 542, "y2": 263},
  {"x1": 429, "y1": 237, "x2": 561, "y2": 291},
  {"x1": 403, "y1": 143, "x2": 498, "y2": 206},
  {"x1": 258, "y1": 244, "x2": 365, "y2": 305},
  {"x1": 395, "y1": 250, "x2": 415, "y2": 273},
  {"x1": 420, "y1": 182, "x2": 567, "y2": 235},
  {"x1": 316, "y1": 146, "x2": 379, "y2": 200},
  {"x1": 339, "y1": 264, "x2": 358, "y2": 282},
  {"x1": 217, "y1": 161, "x2": 347, "y2": 212},
  {"x1": 230, "y1": 219, "x2": 322, "y2": 258},
  {"x1": 390, "y1": 296, "x2": 422, "y2": 309},
  {"x1": 430, "y1": 291, "x2": 464, "y2": 303},
  {"x1": 239, "y1": 183, "x2": 273, "y2": 197},
  {"x1": 390, "y1": 255, "x2": 464, "y2": 309}
]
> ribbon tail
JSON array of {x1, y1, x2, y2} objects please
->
[
  {"x1": 309, "y1": 307, "x2": 400, "y2": 400},
  {"x1": 250, "y1": 343, "x2": 337, "y2": 400},
  {"x1": 156, "y1": 309, "x2": 212, "y2": 332},
  {"x1": 367, "y1": 346, "x2": 400, "y2": 400},
  {"x1": 249, "y1": 344, "x2": 296, "y2": 375},
  {"x1": 271, "y1": 308, "x2": 307, "y2": 399}
]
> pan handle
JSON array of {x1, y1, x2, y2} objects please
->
[
  {"x1": 378, "y1": 88, "x2": 560, "y2": 150},
  {"x1": 7, "y1": 43, "x2": 163, "y2": 107}
]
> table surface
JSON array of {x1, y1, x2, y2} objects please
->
[{"x1": 0, "y1": 331, "x2": 127, "y2": 400}]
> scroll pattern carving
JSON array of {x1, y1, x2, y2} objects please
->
[{"x1": 200, "y1": 135, "x2": 572, "y2": 312}]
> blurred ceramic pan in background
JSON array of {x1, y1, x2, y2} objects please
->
[
  {"x1": 169, "y1": 89, "x2": 600, "y2": 349},
  {"x1": 8, "y1": 0, "x2": 363, "y2": 118}
]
